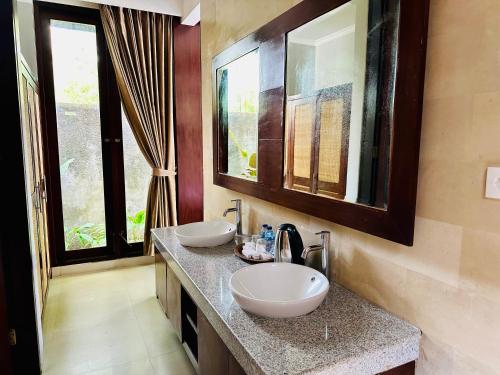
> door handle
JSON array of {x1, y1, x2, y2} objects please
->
[
  {"x1": 117, "y1": 230, "x2": 132, "y2": 248},
  {"x1": 33, "y1": 184, "x2": 40, "y2": 211},
  {"x1": 40, "y1": 177, "x2": 47, "y2": 201}
]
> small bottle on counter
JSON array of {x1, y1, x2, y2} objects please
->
[
  {"x1": 264, "y1": 226, "x2": 275, "y2": 255},
  {"x1": 259, "y1": 224, "x2": 269, "y2": 239}
]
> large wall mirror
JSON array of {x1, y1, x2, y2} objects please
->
[
  {"x1": 284, "y1": 0, "x2": 397, "y2": 208},
  {"x1": 216, "y1": 50, "x2": 260, "y2": 181},
  {"x1": 212, "y1": 0, "x2": 429, "y2": 245}
]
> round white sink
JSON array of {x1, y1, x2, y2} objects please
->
[
  {"x1": 229, "y1": 263, "x2": 329, "y2": 318},
  {"x1": 175, "y1": 220, "x2": 236, "y2": 247}
]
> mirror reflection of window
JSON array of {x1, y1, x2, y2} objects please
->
[
  {"x1": 217, "y1": 50, "x2": 259, "y2": 181},
  {"x1": 284, "y1": 0, "x2": 397, "y2": 209}
]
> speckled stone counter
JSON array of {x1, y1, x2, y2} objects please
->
[{"x1": 152, "y1": 227, "x2": 420, "y2": 375}]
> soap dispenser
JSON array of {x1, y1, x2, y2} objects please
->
[{"x1": 274, "y1": 224, "x2": 305, "y2": 265}]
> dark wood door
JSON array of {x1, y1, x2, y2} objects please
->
[
  {"x1": 1, "y1": 0, "x2": 42, "y2": 370},
  {"x1": 0, "y1": 256, "x2": 12, "y2": 375}
]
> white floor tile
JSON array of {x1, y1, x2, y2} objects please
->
[{"x1": 42, "y1": 265, "x2": 194, "y2": 375}]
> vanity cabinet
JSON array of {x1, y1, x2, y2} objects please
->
[
  {"x1": 155, "y1": 247, "x2": 245, "y2": 375},
  {"x1": 155, "y1": 245, "x2": 414, "y2": 375}
]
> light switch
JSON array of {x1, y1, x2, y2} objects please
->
[{"x1": 485, "y1": 166, "x2": 500, "y2": 200}]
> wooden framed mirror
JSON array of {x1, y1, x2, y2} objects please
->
[{"x1": 212, "y1": 0, "x2": 429, "y2": 246}]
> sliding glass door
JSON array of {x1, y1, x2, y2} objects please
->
[{"x1": 37, "y1": 3, "x2": 149, "y2": 264}]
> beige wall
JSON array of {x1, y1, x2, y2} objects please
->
[{"x1": 200, "y1": 0, "x2": 500, "y2": 373}]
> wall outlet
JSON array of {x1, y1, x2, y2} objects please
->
[{"x1": 485, "y1": 166, "x2": 500, "y2": 200}]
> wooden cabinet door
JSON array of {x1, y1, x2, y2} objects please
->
[
  {"x1": 285, "y1": 86, "x2": 351, "y2": 200},
  {"x1": 228, "y1": 353, "x2": 246, "y2": 375},
  {"x1": 19, "y1": 62, "x2": 51, "y2": 312},
  {"x1": 19, "y1": 70, "x2": 46, "y2": 311},
  {"x1": 198, "y1": 309, "x2": 228, "y2": 375},
  {"x1": 198, "y1": 307, "x2": 246, "y2": 375},
  {"x1": 33, "y1": 91, "x2": 51, "y2": 284},
  {"x1": 27, "y1": 86, "x2": 49, "y2": 303},
  {"x1": 166, "y1": 263, "x2": 182, "y2": 340},
  {"x1": 154, "y1": 249, "x2": 167, "y2": 314}
]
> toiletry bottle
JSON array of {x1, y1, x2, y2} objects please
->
[
  {"x1": 264, "y1": 226, "x2": 275, "y2": 254},
  {"x1": 259, "y1": 224, "x2": 269, "y2": 239}
]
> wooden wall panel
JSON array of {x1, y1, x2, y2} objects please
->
[{"x1": 173, "y1": 22, "x2": 204, "y2": 225}]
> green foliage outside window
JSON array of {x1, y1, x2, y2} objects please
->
[
  {"x1": 127, "y1": 209, "x2": 146, "y2": 243},
  {"x1": 64, "y1": 223, "x2": 106, "y2": 250},
  {"x1": 63, "y1": 209, "x2": 146, "y2": 250},
  {"x1": 228, "y1": 129, "x2": 257, "y2": 178}
]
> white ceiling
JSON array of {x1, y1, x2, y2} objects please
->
[
  {"x1": 90, "y1": 0, "x2": 183, "y2": 16},
  {"x1": 34, "y1": 0, "x2": 200, "y2": 22},
  {"x1": 289, "y1": 2, "x2": 355, "y2": 46}
]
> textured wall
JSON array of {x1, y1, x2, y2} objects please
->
[
  {"x1": 17, "y1": 0, "x2": 38, "y2": 77},
  {"x1": 200, "y1": 0, "x2": 500, "y2": 373}
]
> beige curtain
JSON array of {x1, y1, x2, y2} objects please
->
[{"x1": 100, "y1": 5, "x2": 177, "y2": 255}]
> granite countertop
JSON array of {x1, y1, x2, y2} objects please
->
[{"x1": 152, "y1": 227, "x2": 420, "y2": 375}]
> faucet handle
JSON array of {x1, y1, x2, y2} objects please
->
[
  {"x1": 315, "y1": 231, "x2": 330, "y2": 247},
  {"x1": 315, "y1": 230, "x2": 330, "y2": 235}
]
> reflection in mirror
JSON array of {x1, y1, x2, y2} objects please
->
[
  {"x1": 216, "y1": 50, "x2": 259, "y2": 181},
  {"x1": 284, "y1": 0, "x2": 398, "y2": 209}
]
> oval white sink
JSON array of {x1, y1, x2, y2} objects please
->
[
  {"x1": 175, "y1": 220, "x2": 236, "y2": 247},
  {"x1": 229, "y1": 263, "x2": 329, "y2": 318}
]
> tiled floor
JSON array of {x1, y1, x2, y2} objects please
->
[{"x1": 42, "y1": 265, "x2": 196, "y2": 375}]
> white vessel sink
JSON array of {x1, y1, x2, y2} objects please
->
[
  {"x1": 229, "y1": 263, "x2": 329, "y2": 318},
  {"x1": 175, "y1": 220, "x2": 236, "y2": 247}
]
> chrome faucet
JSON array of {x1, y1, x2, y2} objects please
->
[
  {"x1": 301, "y1": 231, "x2": 330, "y2": 282},
  {"x1": 223, "y1": 199, "x2": 242, "y2": 235}
]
